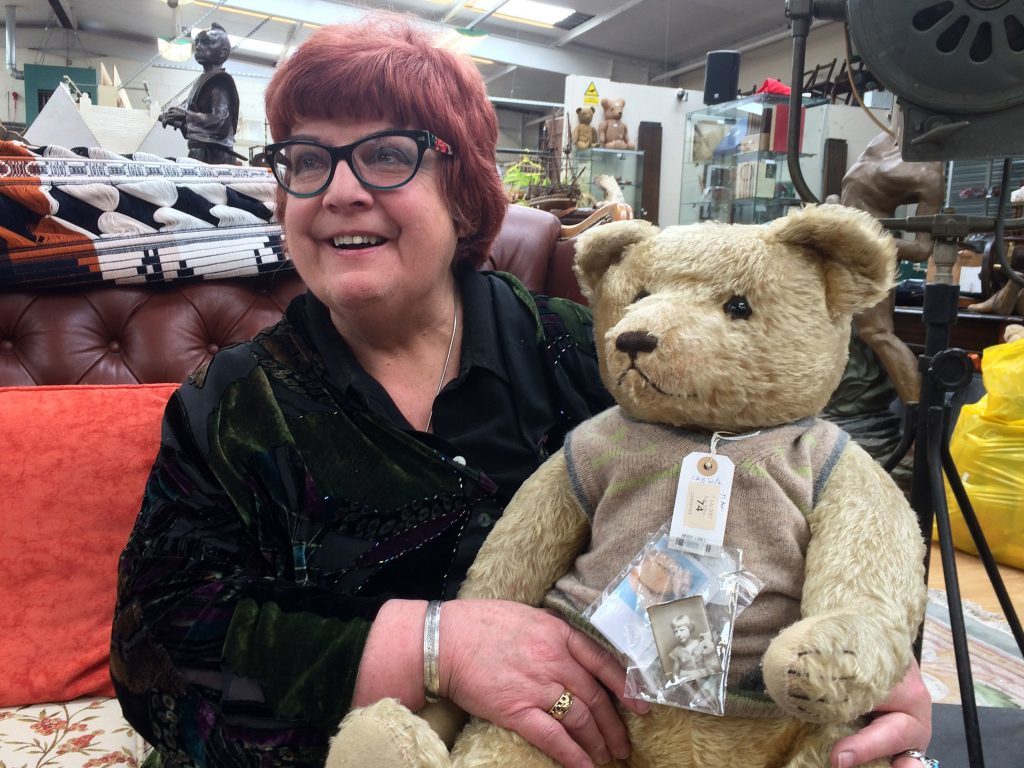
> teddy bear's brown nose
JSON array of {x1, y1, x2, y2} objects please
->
[{"x1": 616, "y1": 331, "x2": 659, "y2": 357}]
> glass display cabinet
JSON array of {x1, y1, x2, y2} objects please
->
[
  {"x1": 680, "y1": 94, "x2": 820, "y2": 225},
  {"x1": 575, "y1": 147, "x2": 645, "y2": 213}
]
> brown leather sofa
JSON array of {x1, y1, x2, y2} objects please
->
[{"x1": 0, "y1": 203, "x2": 630, "y2": 387}]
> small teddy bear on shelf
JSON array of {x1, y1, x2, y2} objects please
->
[
  {"x1": 598, "y1": 96, "x2": 635, "y2": 149},
  {"x1": 571, "y1": 105, "x2": 598, "y2": 150}
]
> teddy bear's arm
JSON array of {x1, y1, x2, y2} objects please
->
[
  {"x1": 762, "y1": 442, "x2": 926, "y2": 724},
  {"x1": 457, "y1": 449, "x2": 589, "y2": 604}
]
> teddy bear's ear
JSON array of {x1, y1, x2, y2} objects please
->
[
  {"x1": 768, "y1": 204, "x2": 897, "y2": 318},
  {"x1": 573, "y1": 220, "x2": 659, "y2": 299}
]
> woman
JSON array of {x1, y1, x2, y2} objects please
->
[{"x1": 112, "y1": 14, "x2": 932, "y2": 768}]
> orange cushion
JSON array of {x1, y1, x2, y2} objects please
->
[{"x1": 0, "y1": 384, "x2": 177, "y2": 707}]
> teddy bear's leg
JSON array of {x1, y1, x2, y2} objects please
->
[
  {"x1": 450, "y1": 718, "x2": 567, "y2": 768},
  {"x1": 325, "y1": 698, "x2": 451, "y2": 768},
  {"x1": 628, "y1": 709, "x2": 817, "y2": 768},
  {"x1": 781, "y1": 722, "x2": 888, "y2": 768}
]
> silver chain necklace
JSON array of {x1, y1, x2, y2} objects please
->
[{"x1": 425, "y1": 289, "x2": 458, "y2": 433}]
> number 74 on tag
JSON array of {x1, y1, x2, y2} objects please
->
[{"x1": 668, "y1": 453, "x2": 734, "y2": 553}]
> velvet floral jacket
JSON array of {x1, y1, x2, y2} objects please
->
[{"x1": 110, "y1": 271, "x2": 611, "y2": 767}]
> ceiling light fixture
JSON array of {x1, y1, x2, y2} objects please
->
[
  {"x1": 227, "y1": 34, "x2": 283, "y2": 57},
  {"x1": 465, "y1": 0, "x2": 574, "y2": 28},
  {"x1": 192, "y1": 0, "x2": 321, "y2": 27},
  {"x1": 157, "y1": 35, "x2": 193, "y2": 61}
]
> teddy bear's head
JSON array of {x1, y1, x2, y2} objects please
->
[
  {"x1": 573, "y1": 204, "x2": 896, "y2": 432},
  {"x1": 576, "y1": 106, "x2": 595, "y2": 125},
  {"x1": 600, "y1": 97, "x2": 625, "y2": 121}
]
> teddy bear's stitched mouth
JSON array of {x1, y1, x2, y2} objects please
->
[{"x1": 618, "y1": 366, "x2": 695, "y2": 399}]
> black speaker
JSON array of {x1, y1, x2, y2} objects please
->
[{"x1": 703, "y1": 50, "x2": 740, "y2": 106}]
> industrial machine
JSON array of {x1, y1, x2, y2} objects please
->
[{"x1": 783, "y1": 3, "x2": 1024, "y2": 766}]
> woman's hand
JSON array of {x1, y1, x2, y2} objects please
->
[
  {"x1": 829, "y1": 660, "x2": 933, "y2": 768},
  {"x1": 440, "y1": 599, "x2": 649, "y2": 768}
]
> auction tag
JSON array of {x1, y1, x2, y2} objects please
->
[{"x1": 669, "y1": 453, "x2": 733, "y2": 554}]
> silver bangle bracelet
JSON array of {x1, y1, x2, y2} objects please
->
[{"x1": 423, "y1": 599, "x2": 442, "y2": 703}]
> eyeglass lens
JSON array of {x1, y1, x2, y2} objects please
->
[{"x1": 273, "y1": 134, "x2": 424, "y2": 194}]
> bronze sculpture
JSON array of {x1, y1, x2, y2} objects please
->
[
  {"x1": 159, "y1": 23, "x2": 241, "y2": 165},
  {"x1": 841, "y1": 124, "x2": 945, "y2": 404}
]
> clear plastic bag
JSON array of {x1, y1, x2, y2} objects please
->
[
  {"x1": 583, "y1": 526, "x2": 763, "y2": 716},
  {"x1": 944, "y1": 337, "x2": 1024, "y2": 569}
]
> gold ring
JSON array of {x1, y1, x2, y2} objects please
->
[{"x1": 548, "y1": 690, "x2": 574, "y2": 721}]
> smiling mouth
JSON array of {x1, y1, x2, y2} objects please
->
[
  {"x1": 617, "y1": 365, "x2": 694, "y2": 399},
  {"x1": 332, "y1": 235, "x2": 385, "y2": 249}
]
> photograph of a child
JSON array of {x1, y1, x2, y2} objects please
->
[
  {"x1": 587, "y1": 537, "x2": 713, "y2": 666},
  {"x1": 649, "y1": 596, "x2": 723, "y2": 684}
]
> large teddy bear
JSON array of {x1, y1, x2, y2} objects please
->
[
  {"x1": 328, "y1": 204, "x2": 927, "y2": 768},
  {"x1": 598, "y1": 97, "x2": 635, "y2": 150}
]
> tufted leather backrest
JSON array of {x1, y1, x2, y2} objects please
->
[
  {"x1": 0, "y1": 205, "x2": 598, "y2": 387},
  {"x1": 0, "y1": 275, "x2": 305, "y2": 386}
]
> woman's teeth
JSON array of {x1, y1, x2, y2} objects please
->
[{"x1": 332, "y1": 234, "x2": 384, "y2": 248}]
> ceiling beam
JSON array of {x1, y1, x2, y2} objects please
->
[
  {"x1": 484, "y1": 64, "x2": 518, "y2": 84},
  {"x1": 47, "y1": 0, "x2": 74, "y2": 31},
  {"x1": 200, "y1": 0, "x2": 612, "y2": 78},
  {"x1": 553, "y1": 0, "x2": 646, "y2": 48},
  {"x1": 649, "y1": 19, "x2": 837, "y2": 82},
  {"x1": 465, "y1": 0, "x2": 510, "y2": 31},
  {"x1": 441, "y1": 1, "x2": 472, "y2": 25},
  {"x1": 276, "y1": 21, "x2": 303, "y2": 67}
]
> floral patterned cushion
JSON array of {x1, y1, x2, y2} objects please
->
[{"x1": 0, "y1": 697, "x2": 150, "y2": 768}]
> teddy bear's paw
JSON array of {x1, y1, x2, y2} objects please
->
[
  {"x1": 767, "y1": 645, "x2": 884, "y2": 723},
  {"x1": 325, "y1": 699, "x2": 451, "y2": 768},
  {"x1": 763, "y1": 621, "x2": 893, "y2": 724}
]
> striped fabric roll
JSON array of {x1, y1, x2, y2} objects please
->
[{"x1": 0, "y1": 141, "x2": 289, "y2": 289}]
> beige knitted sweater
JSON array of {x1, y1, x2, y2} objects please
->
[{"x1": 544, "y1": 406, "x2": 849, "y2": 717}]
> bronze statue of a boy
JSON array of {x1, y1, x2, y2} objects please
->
[{"x1": 160, "y1": 23, "x2": 241, "y2": 165}]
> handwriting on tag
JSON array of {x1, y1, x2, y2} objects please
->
[
  {"x1": 669, "y1": 453, "x2": 733, "y2": 554},
  {"x1": 684, "y1": 482, "x2": 719, "y2": 530}
]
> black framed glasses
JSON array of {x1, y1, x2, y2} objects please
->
[{"x1": 263, "y1": 130, "x2": 454, "y2": 197}]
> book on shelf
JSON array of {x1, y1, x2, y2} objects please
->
[
  {"x1": 769, "y1": 104, "x2": 805, "y2": 154},
  {"x1": 735, "y1": 158, "x2": 780, "y2": 199}
]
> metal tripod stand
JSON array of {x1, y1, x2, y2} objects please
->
[
  {"x1": 783, "y1": 5, "x2": 1024, "y2": 764},
  {"x1": 879, "y1": 186, "x2": 1024, "y2": 768}
]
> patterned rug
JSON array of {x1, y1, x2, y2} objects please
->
[{"x1": 922, "y1": 589, "x2": 1024, "y2": 709}]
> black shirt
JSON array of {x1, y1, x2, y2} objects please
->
[{"x1": 301, "y1": 266, "x2": 612, "y2": 595}]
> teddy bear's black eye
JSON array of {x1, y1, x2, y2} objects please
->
[
  {"x1": 631, "y1": 290, "x2": 650, "y2": 304},
  {"x1": 723, "y1": 295, "x2": 752, "y2": 319}
]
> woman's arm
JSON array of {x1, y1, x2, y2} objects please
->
[
  {"x1": 112, "y1": 388, "x2": 387, "y2": 766},
  {"x1": 351, "y1": 597, "x2": 650, "y2": 768}
]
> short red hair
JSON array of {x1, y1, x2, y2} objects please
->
[{"x1": 265, "y1": 14, "x2": 506, "y2": 267}]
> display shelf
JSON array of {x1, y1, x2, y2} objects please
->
[
  {"x1": 574, "y1": 147, "x2": 644, "y2": 213},
  {"x1": 680, "y1": 93, "x2": 822, "y2": 225}
]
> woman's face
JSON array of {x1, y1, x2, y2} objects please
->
[{"x1": 281, "y1": 117, "x2": 458, "y2": 318}]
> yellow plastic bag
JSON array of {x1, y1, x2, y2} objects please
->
[{"x1": 943, "y1": 337, "x2": 1024, "y2": 569}]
